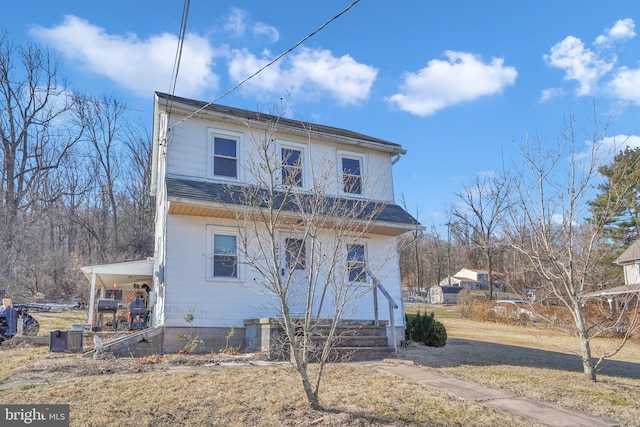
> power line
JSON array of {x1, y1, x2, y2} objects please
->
[
  {"x1": 169, "y1": 0, "x2": 361, "y2": 130},
  {"x1": 167, "y1": 0, "x2": 191, "y2": 118}
]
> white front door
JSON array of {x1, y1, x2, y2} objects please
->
[{"x1": 281, "y1": 235, "x2": 308, "y2": 316}]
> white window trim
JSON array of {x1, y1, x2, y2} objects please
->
[
  {"x1": 207, "y1": 128, "x2": 243, "y2": 182},
  {"x1": 206, "y1": 225, "x2": 242, "y2": 282},
  {"x1": 337, "y1": 150, "x2": 367, "y2": 198},
  {"x1": 276, "y1": 139, "x2": 308, "y2": 190}
]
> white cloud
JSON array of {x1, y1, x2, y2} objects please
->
[
  {"x1": 575, "y1": 134, "x2": 640, "y2": 168},
  {"x1": 540, "y1": 87, "x2": 564, "y2": 102},
  {"x1": 609, "y1": 67, "x2": 640, "y2": 104},
  {"x1": 387, "y1": 51, "x2": 517, "y2": 116},
  {"x1": 252, "y1": 23, "x2": 279, "y2": 43},
  {"x1": 595, "y1": 18, "x2": 636, "y2": 45},
  {"x1": 224, "y1": 8, "x2": 278, "y2": 43},
  {"x1": 30, "y1": 15, "x2": 220, "y2": 98},
  {"x1": 544, "y1": 36, "x2": 613, "y2": 96},
  {"x1": 224, "y1": 8, "x2": 247, "y2": 37},
  {"x1": 228, "y1": 46, "x2": 377, "y2": 105},
  {"x1": 545, "y1": 19, "x2": 636, "y2": 99}
]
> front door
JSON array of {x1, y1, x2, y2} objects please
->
[{"x1": 281, "y1": 235, "x2": 308, "y2": 316}]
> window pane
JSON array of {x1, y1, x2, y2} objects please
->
[
  {"x1": 282, "y1": 148, "x2": 303, "y2": 187},
  {"x1": 283, "y1": 167, "x2": 303, "y2": 187},
  {"x1": 214, "y1": 255, "x2": 237, "y2": 277},
  {"x1": 214, "y1": 234, "x2": 237, "y2": 277},
  {"x1": 214, "y1": 137, "x2": 236, "y2": 157},
  {"x1": 282, "y1": 148, "x2": 301, "y2": 166},
  {"x1": 347, "y1": 244, "x2": 366, "y2": 282},
  {"x1": 285, "y1": 238, "x2": 305, "y2": 270},
  {"x1": 342, "y1": 158, "x2": 361, "y2": 175},
  {"x1": 214, "y1": 157, "x2": 237, "y2": 177},
  {"x1": 214, "y1": 235, "x2": 236, "y2": 254},
  {"x1": 342, "y1": 157, "x2": 362, "y2": 194},
  {"x1": 343, "y1": 175, "x2": 362, "y2": 194}
]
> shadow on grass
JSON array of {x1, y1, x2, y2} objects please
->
[{"x1": 407, "y1": 337, "x2": 640, "y2": 380}]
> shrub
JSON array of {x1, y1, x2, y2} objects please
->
[{"x1": 405, "y1": 311, "x2": 447, "y2": 347}]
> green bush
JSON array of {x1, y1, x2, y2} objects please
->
[{"x1": 405, "y1": 311, "x2": 447, "y2": 347}]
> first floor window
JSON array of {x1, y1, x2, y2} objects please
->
[
  {"x1": 213, "y1": 234, "x2": 237, "y2": 277},
  {"x1": 347, "y1": 244, "x2": 367, "y2": 282}
]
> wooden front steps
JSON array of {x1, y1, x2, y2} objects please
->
[{"x1": 244, "y1": 318, "x2": 398, "y2": 362}]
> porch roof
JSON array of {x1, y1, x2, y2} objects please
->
[
  {"x1": 165, "y1": 176, "x2": 421, "y2": 236},
  {"x1": 582, "y1": 284, "x2": 640, "y2": 300},
  {"x1": 81, "y1": 259, "x2": 154, "y2": 290},
  {"x1": 81, "y1": 259, "x2": 154, "y2": 331}
]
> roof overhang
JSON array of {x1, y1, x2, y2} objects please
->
[
  {"x1": 582, "y1": 284, "x2": 640, "y2": 300},
  {"x1": 81, "y1": 259, "x2": 154, "y2": 290},
  {"x1": 167, "y1": 199, "x2": 419, "y2": 237}
]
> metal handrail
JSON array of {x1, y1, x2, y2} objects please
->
[{"x1": 367, "y1": 270, "x2": 398, "y2": 354}]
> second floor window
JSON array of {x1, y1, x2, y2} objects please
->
[
  {"x1": 213, "y1": 136, "x2": 237, "y2": 178},
  {"x1": 281, "y1": 147, "x2": 303, "y2": 187},
  {"x1": 341, "y1": 156, "x2": 362, "y2": 195}
]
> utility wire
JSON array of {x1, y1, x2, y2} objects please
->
[
  {"x1": 167, "y1": 0, "x2": 191, "y2": 118},
  {"x1": 169, "y1": 0, "x2": 361, "y2": 130}
]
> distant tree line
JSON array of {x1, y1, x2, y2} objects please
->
[
  {"x1": 0, "y1": 32, "x2": 154, "y2": 303},
  {"x1": 400, "y1": 114, "x2": 640, "y2": 382},
  {"x1": 400, "y1": 124, "x2": 639, "y2": 300}
]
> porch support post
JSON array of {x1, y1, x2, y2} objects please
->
[
  {"x1": 88, "y1": 272, "x2": 97, "y2": 330},
  {"x1": 389, "y1": 300, "x2": 397, "y2": 354},
  {"x1": 373, "y1": 284, "x2": 379, "y2": 327}
]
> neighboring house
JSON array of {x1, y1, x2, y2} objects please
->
[
  {"x1": 438, "y1": 276, "x2": 461, "y2": 287},
  {"x1": 583, "y1": 240, "x2": 640, "y2": 307},
  {"x1": 83, "y1": 92, "x2": 420, "y2": 354},
  {"x1": 453, "y1": 268, "x2": 508, "y2": 292},
  {"x1": 428, "y1": 285, "x2": 465, "y2": 304}
]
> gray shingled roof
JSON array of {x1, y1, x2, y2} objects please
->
[
  {"x1": 616, "y1": 240, "x2": 640, "y2": 264},
  {"x1": 156, "y1": 92, "x2": 405, "y2": 153},
  {"x1": 166, "y1": 176, "x2": 419, "y2": 227}
]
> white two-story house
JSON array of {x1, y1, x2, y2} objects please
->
[{"x1": 83, "y1": 92, "x2": 420, "y2": 354}]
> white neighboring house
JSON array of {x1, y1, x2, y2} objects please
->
[
  {"x1": 583, "y1": 240, "x2": 640, "y2": 307},
  {"x1": 83, "y1": 92, "x2": 420, "y2": 354}
]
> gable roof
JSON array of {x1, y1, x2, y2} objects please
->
[
  {"x1": 155, "y1": 92, "x2": 406, "y2": 155},
  {"x1": 165, "y1": 176, "x2": 420, "y2": 235},
  {"x1": 616, "y1": 240, "x2": 640, "y2": 264}
]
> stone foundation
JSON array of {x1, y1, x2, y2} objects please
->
[{"x1": 161, "y1": 325, "x2": 246, "y2": 354}]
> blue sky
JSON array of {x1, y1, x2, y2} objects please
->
[{"x1": 6, "y1": 1, "x2": 640, "y2": 229}]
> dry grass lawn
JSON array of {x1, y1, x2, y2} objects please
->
[{"x1": 0, "y1": 304, "x2": 639, "y2": 426}]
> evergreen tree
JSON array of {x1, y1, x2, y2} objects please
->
[{"x1": 590, "y1": 147, "x2": 640, "y2": 251}]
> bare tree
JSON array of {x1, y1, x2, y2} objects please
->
[
  {"x1": 506, "y1": 115, "x2": 639, "y2": 381},
  {"x1": 75, "y1": 94, "x2": 126, "y2": 258},
  {"x1": 226, "y1": 108, "x2": 403, "y2": 409},
  {"x1": 0, "y1": 32, "x2": 81, "y2": 291},
  {"x1": 451, "y1": 172, "x2": 511, "y2": 300}
]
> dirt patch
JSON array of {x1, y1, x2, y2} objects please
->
[{"x1": 0, "y1": 350, "x2": 270, "y2": 391}]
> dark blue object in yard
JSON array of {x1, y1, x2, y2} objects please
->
[{"x1": 0, "y1": 306, "x2": 18, "y2": 338}]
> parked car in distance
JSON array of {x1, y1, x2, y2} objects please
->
[{"x1": 492, "y1": 299, "x2": 538, "y2": 322}]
